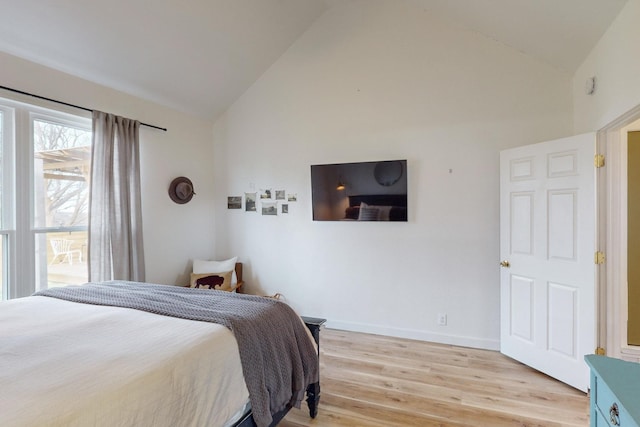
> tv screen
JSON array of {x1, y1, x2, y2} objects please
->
[{"x1": 311, "y1": 160, "x2": 407, "y2": 221}]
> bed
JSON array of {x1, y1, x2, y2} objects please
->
[
  {"x1": 344, "y1": 194, "x2": 408, "y2": 221},
  {"x1": 0, "y1": 266, "x2": 320, "y2": 427}
]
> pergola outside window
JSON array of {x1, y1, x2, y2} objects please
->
[{"x1": 32, "y1": 119, "x2": 91, "y2": 290}]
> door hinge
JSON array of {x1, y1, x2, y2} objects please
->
[
  {"x1": 594, "y1": 154, "x2": 605, "y2": 168},
  {"x1": 595, "y1": 347, "x2": 606, "y2": 356},
  {"x1": 595, "y1": 251, "x2": 605, "y2": 265}
]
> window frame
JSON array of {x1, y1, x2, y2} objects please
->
[
  {"x1": 0, "y1": 96, "x2": 91, "y2": 298},
  {"x1": 0, "y1": 104, "x2": 16, "y2": 300}
]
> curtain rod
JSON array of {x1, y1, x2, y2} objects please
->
[{"x1": 0, "y1": 85, "x2": 167, "y2": 132}]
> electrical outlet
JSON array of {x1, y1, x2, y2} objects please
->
[{"x1": 437, "y1": 313, "x2": 447, "y2": 326}]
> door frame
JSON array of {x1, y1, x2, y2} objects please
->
[{"x1": 597, "y1": 103, "x2": 640, "y2": 361}]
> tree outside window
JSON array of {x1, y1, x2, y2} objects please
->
[{"x1": 33, "y1": 118, "x2": 91, "y2": 289}]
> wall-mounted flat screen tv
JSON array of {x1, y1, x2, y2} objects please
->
[{"x1": 311, "y1": 159, "x2": 407, "y2": 221}]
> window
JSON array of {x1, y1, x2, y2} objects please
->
[{"x1": 0, "y1": 97, "x2": 91, "y2": 299}]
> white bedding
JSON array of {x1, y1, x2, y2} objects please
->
[{"x1": 0, "y1": 295, "x2": 250, "y2": 427}]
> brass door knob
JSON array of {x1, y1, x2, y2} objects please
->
[{"x1": 500, "y1": 260, "x2": 510, "y2": 268}]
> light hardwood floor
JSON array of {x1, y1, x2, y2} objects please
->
[{"x1": 282, "y1": 328, "x2": 589, "y2": 427}]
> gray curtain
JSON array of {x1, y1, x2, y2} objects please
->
[{"x1": 88, "y1": 111, "x2": 145, "y2": 282}]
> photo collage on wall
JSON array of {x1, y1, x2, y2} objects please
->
[{"x1": 227, "y1": 188, "x2": 296, "y2": 216}]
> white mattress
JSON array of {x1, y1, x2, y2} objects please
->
[{"x1": 0, "y1": 295, "x2": 251, "y2": 427}]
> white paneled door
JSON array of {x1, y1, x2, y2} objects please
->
[{"x1": 500, "y1": 133, "x2": 596, "y2": 392}]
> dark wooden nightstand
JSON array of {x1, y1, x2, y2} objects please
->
[{"x1": 301, "y1": 316, "x2": 326, "y2": 418}]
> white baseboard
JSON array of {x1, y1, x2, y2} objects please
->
[
  {"x1": 326, "y1": 319, "x2": 500, "y2": 351},
  {"x1": 621, "y1": 346, "x2": 640, "y2": 362}
]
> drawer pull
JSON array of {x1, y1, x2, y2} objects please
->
[{"x1": 609, "y1": 402, "x2": 620, "y2": 426}]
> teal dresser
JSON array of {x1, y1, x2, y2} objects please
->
[{"x1": 585, "y1": 355, "x2": 640, "y2": 427}]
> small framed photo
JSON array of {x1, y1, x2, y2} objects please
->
[
  {"x1": 262, "y1": 202, "x2": 277, "y2": 216},
  {"x1": 287, "y1": 194, "x2": 297, "y2": 202},
  {"x1": 275, "y1": 190, "x2": 285, "y2": 200},
  {"x1": 245, "y1": 193, "x2": 257, "y2": 212},
  {"x1": 260, "y1": 189, "x2": 272, "y2": 199},
  {"x1": 227, "y1": 196, "x2": 242, "y2": 209},
  {"x1": 282, "y1": 204, "x2": 289, "y2": 214}
]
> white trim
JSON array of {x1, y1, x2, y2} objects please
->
[
  {"x1": 602, "y1": 127, "x2": 624, "y2": 358},
  {"x1": 597, "y1": 103, "x2": 640, "y2": 358},
  {"x1": 14, "y1": 107, "x2": 35, "y2": 298},
  {"x1": 0, "y1": 105, "x2": 16, "y2": 300},
  {"x1": 326, "y1": 319, "x2": 501, "y2": 351},
  {"x1": 0, "y1": 105, "x2": 15, "y2": 230},
  {"x1": 33, "y1": 226, "x2": 88, "y2": 234},
  {"x1": 620, "y1": 346, "x2": 640, "y2": 362}
]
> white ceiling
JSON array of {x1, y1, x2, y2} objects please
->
[
  {"x1": 415, "y1": 0, "x2": 629, "y2": 73},
  {"x1": 0, "y1": 0, "x2": 629, "y2": 120}
]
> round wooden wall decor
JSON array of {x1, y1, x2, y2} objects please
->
[{"x1": 168, "y1": 176, "x2": 195, "y2": 204}]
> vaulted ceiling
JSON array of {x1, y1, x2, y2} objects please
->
[{"x1": 0, "y1": 0, "x2": 628, "y2": 120}]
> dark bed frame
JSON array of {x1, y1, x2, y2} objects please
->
[
  {"x1": 348, "y1": 193, "x2": 408, "y2": 208},
  {"x1": 234, "y1": 383, "x2": 320, "y2": 427},
  {"x1": 233, "y1": 318, "x2": 323, "y2": 427}
]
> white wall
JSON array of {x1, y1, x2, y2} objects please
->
[
  {"x1": 0, "y1": 51, "x2": 216, "y2": 287},
  {"x1": 573, "y1": 0, "x2": 640, "y2": 133},
  {"x1": 212, "y1": 0, "x2": 573, "y2": 349},
  {"x1": 572, "y1": 0, "x2": 640, "y2": 360}
]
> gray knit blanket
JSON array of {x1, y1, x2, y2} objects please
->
[{"x1": 34, "y1": 282, "x2": 319, "y2": 427}]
